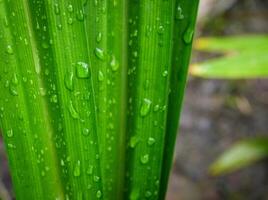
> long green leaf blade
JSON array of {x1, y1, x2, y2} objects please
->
[
  {"x1": 160, "y1": 1, "x2": 199, "y2": 199},
  {"x1": 85, "y1": 1, "x2": 127, "y2": 199},
  {"x1": 190, "y1": 35, "x2": 268, "y2": 79},
  {"x1": 210, "y1": 138, "x2": 268, "y2": 176}
]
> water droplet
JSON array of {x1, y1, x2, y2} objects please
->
[
  {"x1": 140, "y1": 154, "x2": 149, "y2": 164},
  {"x1": 76, "y1": 62, "x2": 89, "y2": 79},
  {"x1": 94, "y1": 176, "x2": 100, "y2": 182},
  {"x1": 153, "y1": 105, "x2": 160, "y2": 112},
  {"x1": 96, "y1": 190, "x2": 102, "y2": 199},
  {"x1": 50, "y1": 94, "x2": 58, "y2": 103},
  {"x1": 86, "y1": 165, "x2": 93, "y2": 175},
  {"x1": 175, "y1": 6, "x2": 184, "y2": 20},
  {"x1": 6, "y1": 45, "x2": 14, "y2": 55},
  {"x1": 96, "y1": 32, "x2": 102, "y2": 43},
  {"x1": 82, "y1": 128, "x2": 90, "y2": 136},
  {"x1": 140, "y1": 98, "x2": 152, "y2": 117},
  {"x1": 41, "y1": 41, "x2": 49, "y2": 49},
  {"x1": 76, "y1": 10, "x2": 84, "y2": 21},
  {"x1": 130, "y1": 136, "x2": 139, "y2": 148},
  {"x1": 147, "y1": 137, "x2": 155, "y2": 146},
  {"x1": 183, "y1": 26, "x2": 194, "y2": 44},
  {"x1": 98, "y1": 70, "x2": 104, "y2": 81},
  {"x1": 68, "y1": 101, "x2": 79, "y2": 119},
  {"x1": 73, "y1": 160, "x2": 81, "y2": 177},
  {"x1": 162, "y1": 70, "x2": 168, "y2": 77},
  {"x1": 68, "y1": 18, "x2": 73, "y2": 25},
  {"x1": 9, "y1": 85, "x2": 18, "y2": 96},
  {"x1": 110, "y1": 55, "x2": 119, "y2": 71},
  {"x1": 6, "y1": 129, "x2": 13, "y2": 138},
  {"x1": 64, "y1": 71, "x2": 74, "y2": 91},
  {"x1": 54, "y1": 3, "x2": 60, "y2": 15},
  {"x1": 67, "y1": 4, "x2": 73, "y2": 13},
  {"x1": 94, "y1": 48, "x2": 105, "y2": 60},
  {"x1": 158, "y1": 25, "x2": 165, "y2": 35},
  {"x1": 11, "y1": 74, "x2": 18, "y2": 85},
  {"x1": 145, "y1": 191, "x2": 152, "y2": 198}
]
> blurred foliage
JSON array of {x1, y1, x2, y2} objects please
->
[
  {"x1": 191, "y1": 35, "x2": 268, "y2": 176},
  {"x1": 210, "y1": 138, "x2": 268, "y2": 176},
  {"x1": 190, "y1": 35, "x2": 268, "y2": 78}
]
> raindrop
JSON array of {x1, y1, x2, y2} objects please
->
[
  {"x1": 96, "y1": 190, "x2": 102, "y2": 199},
  {"x1": 140, "y1": 154, "x2": 149, "y2": 164},
  {"x1": 73, "y1": 160, "x2": 81, "y2": 177},
  {"x1": 98, "y1": 70, "x2": 104, "y2": 81},
  {"x1": 157, "y1": 25, "x2": 165, "y2": 35},
  {"x1": 96, "y1": 32, "x2": 102, "y2": 43},
  {"x1": 129, "y1": 136, "x2": 139, "y2": 148},
  {"x1": 76, "y1": 62, "x2": 89, "y2": 79},
  {"x1": 76, "y1": 10, "x2": 84, "y2": 21},
  {"x1": 82, "y1": 128, "x2": 90, "y2": 136},
  {"x1": 64, "y1": 71, "x2": 74, "y2": 91},
  {"x1": 145, "y1": 191, "x2": 152, "y2": 198},
  {"x1": 93, "y1": 176, "x2": 100, "y2": 182},
  {"x1": 110, "y1": 55, "x2": 119, "y2": 71},
  {"x1": 183, "y1": 25, "x2": 194, "y2": 44},
  {"x1": 162, "y1": 70, "x2": 168, "y2": 77},
  {"x1": 6, "y1": 45, "x2": 14, "y2": 55},
  {"x1": 94, "y1": 48, "x2": 105, "y2": 60},
  {"x1": 175, "y1": 6, "x2": 184, "y2": 20},
  {"x1": 147, "y1": 137, "x2": 156, "y2": 146},
  {"x1": 153, "y1": 105, "x2": 160, "y2": 112},
  {"x1": 54, "y1": 3, "x2": 60, "y2": 15},
  {"x1": 41, "y1": 41, "x2": 49, "y2": 49},
  {"x1": 68, "y1": 100, "x2": 79, "y2": 119},
  {"x1": 86, "y1": 165, "x2": 93, "y2": 175},
  {"x1": 6, "y1": 129, "x2": 13, "y2": 138},
  {"x1": 67, "y1": 4, "x2": 73, "y2": 13},
  {"x1": 140, "y1": 98, "x2": 152, "y2": 117}
]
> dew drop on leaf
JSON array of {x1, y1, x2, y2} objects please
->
[
  {"x1": 73, "y1": 160, "x2": 81, "y2": 177},
  {"x1": 147, "y1": 137, "x2": 156, "y2": 146},
  {"x1": 96, "y1": 32, "x2": 102, "y2": 43},
  {"x1": 68, "y1": 100, "x2": 79, "y2": 119},
  {"x1": 6, "y1": 129, "x2": 13, "y2": 138},
  {"x1": 64, "y1": 71, "x2": 74, "y2": 91},
  {"x1": 54, "y1": 3, "x2": 60, "y2": 15},
  {"x1": 94, "y1": 175, "x2": 100, "y2": 182},
  {"x1": 98, "y1": 70, "x2": 104, "y2": 81},
  {"x1": 94, "y1": 48, "x2": 105, "y2": 60},
  {"x1": 67, "y1": 4, "x2": 73, "y2": 13},
  {"x1": 145, "y1": 190, "x2": 152, "y2": 198},
  {"x1": 76, "y1": 10, "x2": 84, "y2": 21},
  {"x1": 162, "y1": 70, "x2": 168, "y2": 77},
  {"x1": 175, "y1": 6, "x2": 184, "y2": 20},
  {"x1": 76, "y1": 62, "x2": 89, "y2": 79},
  {"x1": 140, "y1": 98, "x2": 152, "y2": 117},
  {"x1": 140, "y1": 154, "x2": 149, "y2": 164},
  {"x1": 6, "y1": 45, "x2": 14, "y2": 55},
  {"x1": 86, "y1": 165, "x2": 93, "y2": 175},
  {"x1": 82, "y1": 128, "x2": 90, "y2": 136},
  {"x1": 183, "y1": 25, "x2": 194, "y2": 44},
  {"x1": 110, "y1": 55, "x2": 119, "y2": 71},
  {"x1": 96, "y1": 190, "x2": 102, "y2": 199},
  {"x1": 130, "y1": 136, "x2": 139, "y2": 148}
]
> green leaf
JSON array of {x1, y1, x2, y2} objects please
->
[
  {"x1": 190, "y1": 35, "x2": 268, "y2": 79},
  {"x1": 210, "y1": 138, "x2": 268, "y2": 176},
  {"x1": 0, "y1": 1, "x2": 199, "y2": 200}
]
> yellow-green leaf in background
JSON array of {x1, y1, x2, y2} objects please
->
[{"x1": 190, "y1": 35, "x2": 268, "y2": 79}]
